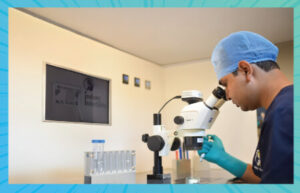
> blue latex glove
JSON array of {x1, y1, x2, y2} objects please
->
[{"x1": 198, "y1": 135, "x2": 247, "y2": 178}]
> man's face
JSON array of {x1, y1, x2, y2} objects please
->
[{"x1": 219, "y1": 71, "x2": 257, "y2": 111}]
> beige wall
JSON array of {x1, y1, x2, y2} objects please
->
[
  {"x1": 9, "y1": 9, "x2": 165, "y2": 183},
  {"x1": 9, "y1": 8, "x2": 293, "y2": 183}
]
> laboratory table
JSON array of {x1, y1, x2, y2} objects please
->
[{"x1": 135, "y1": 168, "x2": 236, "y2": 184}]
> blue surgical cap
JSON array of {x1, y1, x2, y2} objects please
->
[{"x1": 211, "y1": 31, "x2": 279, "y2": 80}]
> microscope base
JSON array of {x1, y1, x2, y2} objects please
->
[{"x1": 147, "y1": 173, "x2": 171, "y2": 184}]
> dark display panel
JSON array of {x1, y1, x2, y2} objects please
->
[{"x1": 45, "y1": 64, "x2": 110, "y2": 124}]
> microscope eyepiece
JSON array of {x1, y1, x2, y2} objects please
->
[{"x1": 213, "y1": 86, "x2": 226, "y2": 100}]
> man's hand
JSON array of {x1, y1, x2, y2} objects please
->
[
  {"x1": 197, "y1": 134, "x2": 248, "y2": 178},
  {"x1": 198, "y1": 135, "x2": 226, "y2": 164}
]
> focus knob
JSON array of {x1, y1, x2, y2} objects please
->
[
  {"x1": 147, "y1": 135, "x2": 165, "y2": 152},
  {"x1": 142, "y1": 134, "x2": 149, "y2": 143},
  {"x1": 174, "y1": 116, "x2": 184, "y2": 125}
]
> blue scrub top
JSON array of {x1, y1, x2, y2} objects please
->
[{"x1": 252, "y1": 85, "x2": 293, "y2": 183}]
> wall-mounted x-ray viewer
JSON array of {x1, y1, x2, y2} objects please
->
[
  {"x1": 134, "y1": 77, "x2": 140, "y2": 87},
  {"x1": 44, "y1": 64, "x2": 111, "y2": 124}
]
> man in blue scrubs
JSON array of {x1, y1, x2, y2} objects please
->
[{"x1": 198, "y1": 31, "x2": 293, "y2": 183}]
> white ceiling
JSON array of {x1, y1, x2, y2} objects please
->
[{"x1": 21, "y1": 8, "x2": 293, "y2": 65}]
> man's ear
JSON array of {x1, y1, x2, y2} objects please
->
[{"x1": 238, "y1": 60, "x2": 253, "y2": 82}]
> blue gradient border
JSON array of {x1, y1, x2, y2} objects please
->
[{"x1": 0, "y1": 0, "x2": 298, "y2": 192}]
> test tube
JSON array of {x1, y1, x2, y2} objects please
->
[
  {"x1": 129, "y1": 151, "x2": 136, "y2": 171},
  {"x1": 121, "y1": 150, "x2": 126, "y2": 172},
  {"x1": 104, "y1": 151, "x2": 110, "y2": 173},
  {"x1": 90, "y1": 152, "x2": 96, "y2": 175},
  {"x1": 111, "y1": 151, "x2": 116, "y2": 173},
  {"x1": 97, "y1": 151, "x2": 104, "y2": 174},
  {"x1": 116, "y1": 151, "x2": 122, "y2": 172},
  {"x1": 126, "y1": 150, "x2": 131, "y2": 171}
]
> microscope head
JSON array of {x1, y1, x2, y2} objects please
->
[{"x1": 174, "y1": 87, "x2": 226, "y2": 150}]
